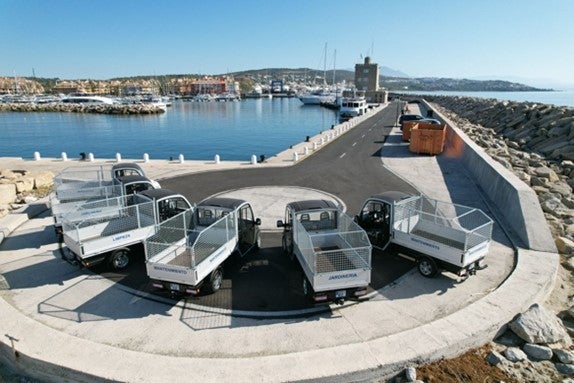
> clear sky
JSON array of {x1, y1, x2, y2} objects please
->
[{"x1": 1, "y1": 0, "x2": 573, "y2": 88}]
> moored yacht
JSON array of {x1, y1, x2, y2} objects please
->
[{"x1": 339, "y1": 94, "x2": 368, "y2": 120}]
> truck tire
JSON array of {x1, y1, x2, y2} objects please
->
[
  {"x1": 108, "y1": 248, "x2": 130, "y2": 270},
  {"x1": 204, "y1": 267, "x2": 223, "y2": 294},
  {"x1": 418, "y1": 256, "x2": 438, "y2": 278}
]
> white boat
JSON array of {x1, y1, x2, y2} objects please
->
[
  {"x1": 339, "y1": 95, "x2": 368, "y2": 120},
  {"x1": 298, "y1": 89, "x2": 337, "y2": 105},
  {"x1": 61, "y1": 95, "x2": 117, "y2": 105}
]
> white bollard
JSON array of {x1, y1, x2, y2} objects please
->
[
  {"x1": 304, "y1": 146, "x2": 309, "y2": 155},
  {"x1": 88, "y1": 153, "x2": 94, "y2": 162},
  {"x1": 214, "y1": 154, "x2": 220, "y2": 164},
  {"x1": 115, "y1": 153, "x2": 122, "y2": 162},
  {"x1": 313, "y1": 142, "x2": 318, "y2": 151},
  {"x1": 321, "y1": 137, "x2": 325, "y2": 145},
  {"x1": 251, "y1": 154, "x2": 257, "y2": 164},
  {"x1": 33, "y1": 151, "x2": 41, "y2": 161},
  {"x1": 179, "y1": 154, "x2": 184, "y2": 163},
  {"x1": 143, "y1": 153, "x2": 149, "y2": 163},
  {"x1": 292, "y1": 152, "x2": 298, "y2": 162},
  {"x1": 61, "y1": 152, "x2": 68, "y2": 161}
]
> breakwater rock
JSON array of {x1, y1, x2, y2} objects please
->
[
  {"x1": 0, "y1": 102, "x2": 165, "y2": 114},
  {"x1": 425, "y1": 96, "x2": 574, "y2": 245}
]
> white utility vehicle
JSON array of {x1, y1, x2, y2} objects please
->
[
  {"x1": 61, "y1": 189, "x2": 192, "y2": 270},
  {"x1": 51, "y1": 174, "x2": 159, "y2": 234},
  {"x1": 53, "y1": 163, "x2": 158, "y2": 201},
  {"x1": 277, "y1": 200, "x2": 372, "y2": 304},
  {"x1": 145, "y1": 197, "x2": 261, "y2": 295},
  {"x1": 355, "y1": 191, "x2": 493, "y2": 279}
]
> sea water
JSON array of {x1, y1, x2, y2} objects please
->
[
  {"x1": 397, "y1": 90, "x2": 574, "y2": 108},
  {"x1": 0, "y1": 98, "x2": 338, "y2": 160}
]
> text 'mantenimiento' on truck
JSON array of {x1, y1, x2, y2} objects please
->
[
  {"x1": 61, "y1": 189, "x2": 192, "y2": 270},
  {"x1": 355, "y1": 191, "x2": 493, "y2": 279},
  {"x1": 145, "y1": 197, "x2": 261, "y2": 295},
  {"x1": 277, "y1": 200, "x2": 372, "y2": 304}
]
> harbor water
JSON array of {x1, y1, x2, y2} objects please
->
[{"x1": 0, "y1": 98, "x2": 338, "y2": 160}]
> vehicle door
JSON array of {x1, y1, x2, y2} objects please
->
[
  {"x1": 237, "y1": 203, "x2": 259, "y2": 255},
  {"x1": 358, "y1": 200, "x2": 391, "y2": 248}
]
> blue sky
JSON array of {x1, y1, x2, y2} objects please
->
[{"x1": 1, "y1": 0, "x2": 573, "y2": 88}]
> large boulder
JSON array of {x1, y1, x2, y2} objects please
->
[
  {"x1": 29, "y1": 171, "x2": 54, "y2": 189},
  {"x1": 15, "y1": 176, "x2": 34, "y2": 193},
  {"x1": 0, "y1": 183, "x2": 17, "y2": 204},
  {"x1": 509, "y1": 304, "x2": 570, "y2": 344}
]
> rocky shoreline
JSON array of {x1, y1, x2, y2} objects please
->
[
  {"x1": 0, "y1": 102, "x2": 165, "y2": 114},
  {"x1": 419, "y1": 95, "x2": 574, "y2": 382}
]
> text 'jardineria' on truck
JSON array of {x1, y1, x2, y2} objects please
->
[
  {"x1": 355, "y1": 191, "x2": 493, "y2": 279},
  {"x1": 277, "y1": 200, "x2": 372, "y2": 304}
]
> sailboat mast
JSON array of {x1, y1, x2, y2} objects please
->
[{"x1": 323, "y1": 42, "x2": 327, "y2": 87}]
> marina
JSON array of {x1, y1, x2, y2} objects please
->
[{"x1": 0, "y1": 97, "x2": 339, "y2": 161}]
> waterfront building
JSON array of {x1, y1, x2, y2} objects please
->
[{"x1": 354, "y1": 57, "x2": 388, "y2": 104}]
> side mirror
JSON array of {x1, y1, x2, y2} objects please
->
[
  {"x1": 276, "y1": 220, "x2": 284, "y2": 228},
  {"x1": 255, "y1": 218, "x2": 261, "y2": 226}
]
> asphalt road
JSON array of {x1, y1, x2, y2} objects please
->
[{"x1": 99, "y1": 102, "x2": 419, "y2": 313}]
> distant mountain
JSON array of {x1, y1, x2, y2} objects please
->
[
  {"x1": 380, "y1": 66, "x2": 409, "y2": 78},
  {"x1": 229, "y1": 68, "x2": 550, "y2": 92}
]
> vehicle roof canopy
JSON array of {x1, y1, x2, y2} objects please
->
[
  {"x1": 112, "y1": 163, "x2": 143, "y2": 173},
  {"x1": 139, "y1": 188, "x2": 180, "y2": 201},
  {"x1": 116, "y1": 175, "x2": 151, "y2": 184},
  {"x1": 368, "y1": 191, "x2": 413, "y2": 204},
  {"x1": 198, "y1": 197, "x2": 247, "y2": 210},
  {"x1": 286, "y1": 199, "x2": 338, "y2": 213}
]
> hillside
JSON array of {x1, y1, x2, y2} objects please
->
[{"x1": 16, "y1": 68, "x2": 551, "y2": 93}]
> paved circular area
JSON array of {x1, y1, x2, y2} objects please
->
[{"x1": 209, "y1": 186, "x2": 346, "y2": 232}]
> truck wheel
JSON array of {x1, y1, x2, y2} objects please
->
[
  {"x1": 108, "y1": 248, "x2": 130, "y2": 270},
  {"x1": 418, "y1": 256, "x2": 438, "y2": 278},
  {"x1": 204, "y1": 267, "x2": 223, "y2": 294}
]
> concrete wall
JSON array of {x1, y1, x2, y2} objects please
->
[{"x1": 424, "y1": 100, "x2": 557, "y2": 253}]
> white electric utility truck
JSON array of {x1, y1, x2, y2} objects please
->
[
  {"x1": 276, "y1": 200, "x2": 372, "y2": 304},
  {"x1": 355, "y1": 191, "x2": 493, "y2": 279},
  {"x1": 53, "y1": 163, "x2": 157, "y2": 201},
  {"x1": 61, "y1": 188, "x2": 192, "y2": 270},
  {"x1": 51, "y1": 174, "x2": 159, "y2": 234},
  {"x1": 145, "y1": 197, "x2": 261, "y2": 295}
]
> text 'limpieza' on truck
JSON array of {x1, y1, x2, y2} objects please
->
[
  {"x1": 355, "y1": 191, "x2": 493, "y2": 279},
  {"x1": 277, "y1": 200, "x2": 372, "y2": 304},
  {"x1": 145, "y1": 197, "x2": 261, "y2": 295},
  {"x1": 50, "y1": 174, "x2": 160, "y2": 235},
  {"x1": 61, "y1": 189, "x2": 192, "y2": 270}
]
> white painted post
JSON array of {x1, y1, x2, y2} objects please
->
[
  {"x1": 115, "y1": 153, "x2": 122, "y2": 162},
  {"x1": 304, "y1": 146, "x2": 309, "y2": 155},
  {"x1": 179, "y1": 154, "x2": 184, "y2": 163},
  {"x1": 214, "y1": 154, "x2": 220, "y2": 164},
  {"x1": 33, "y1": 151, "x2": 41, "y2": 161},
  {"x1": 321, "y1": 137, "x2": 325, "y2": 145},
  {"x1": 88, "y1": 153, "x2": 94, "y2": 162},
  {"x1": 143, "y1": 153, "x2": 149, "y2": 163},
  {"x1": 313, "y1": 142, "x2": 318, "y2": 150},
  {"x1": 292, "y1": 152, "x2": 298, "y2": 162},
  {"x1": 61, "y1": 152, "x2": 68, "y2": 161},
  {"x1": 251, "y1": 155, "x2": 257, "y2": 164}
]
